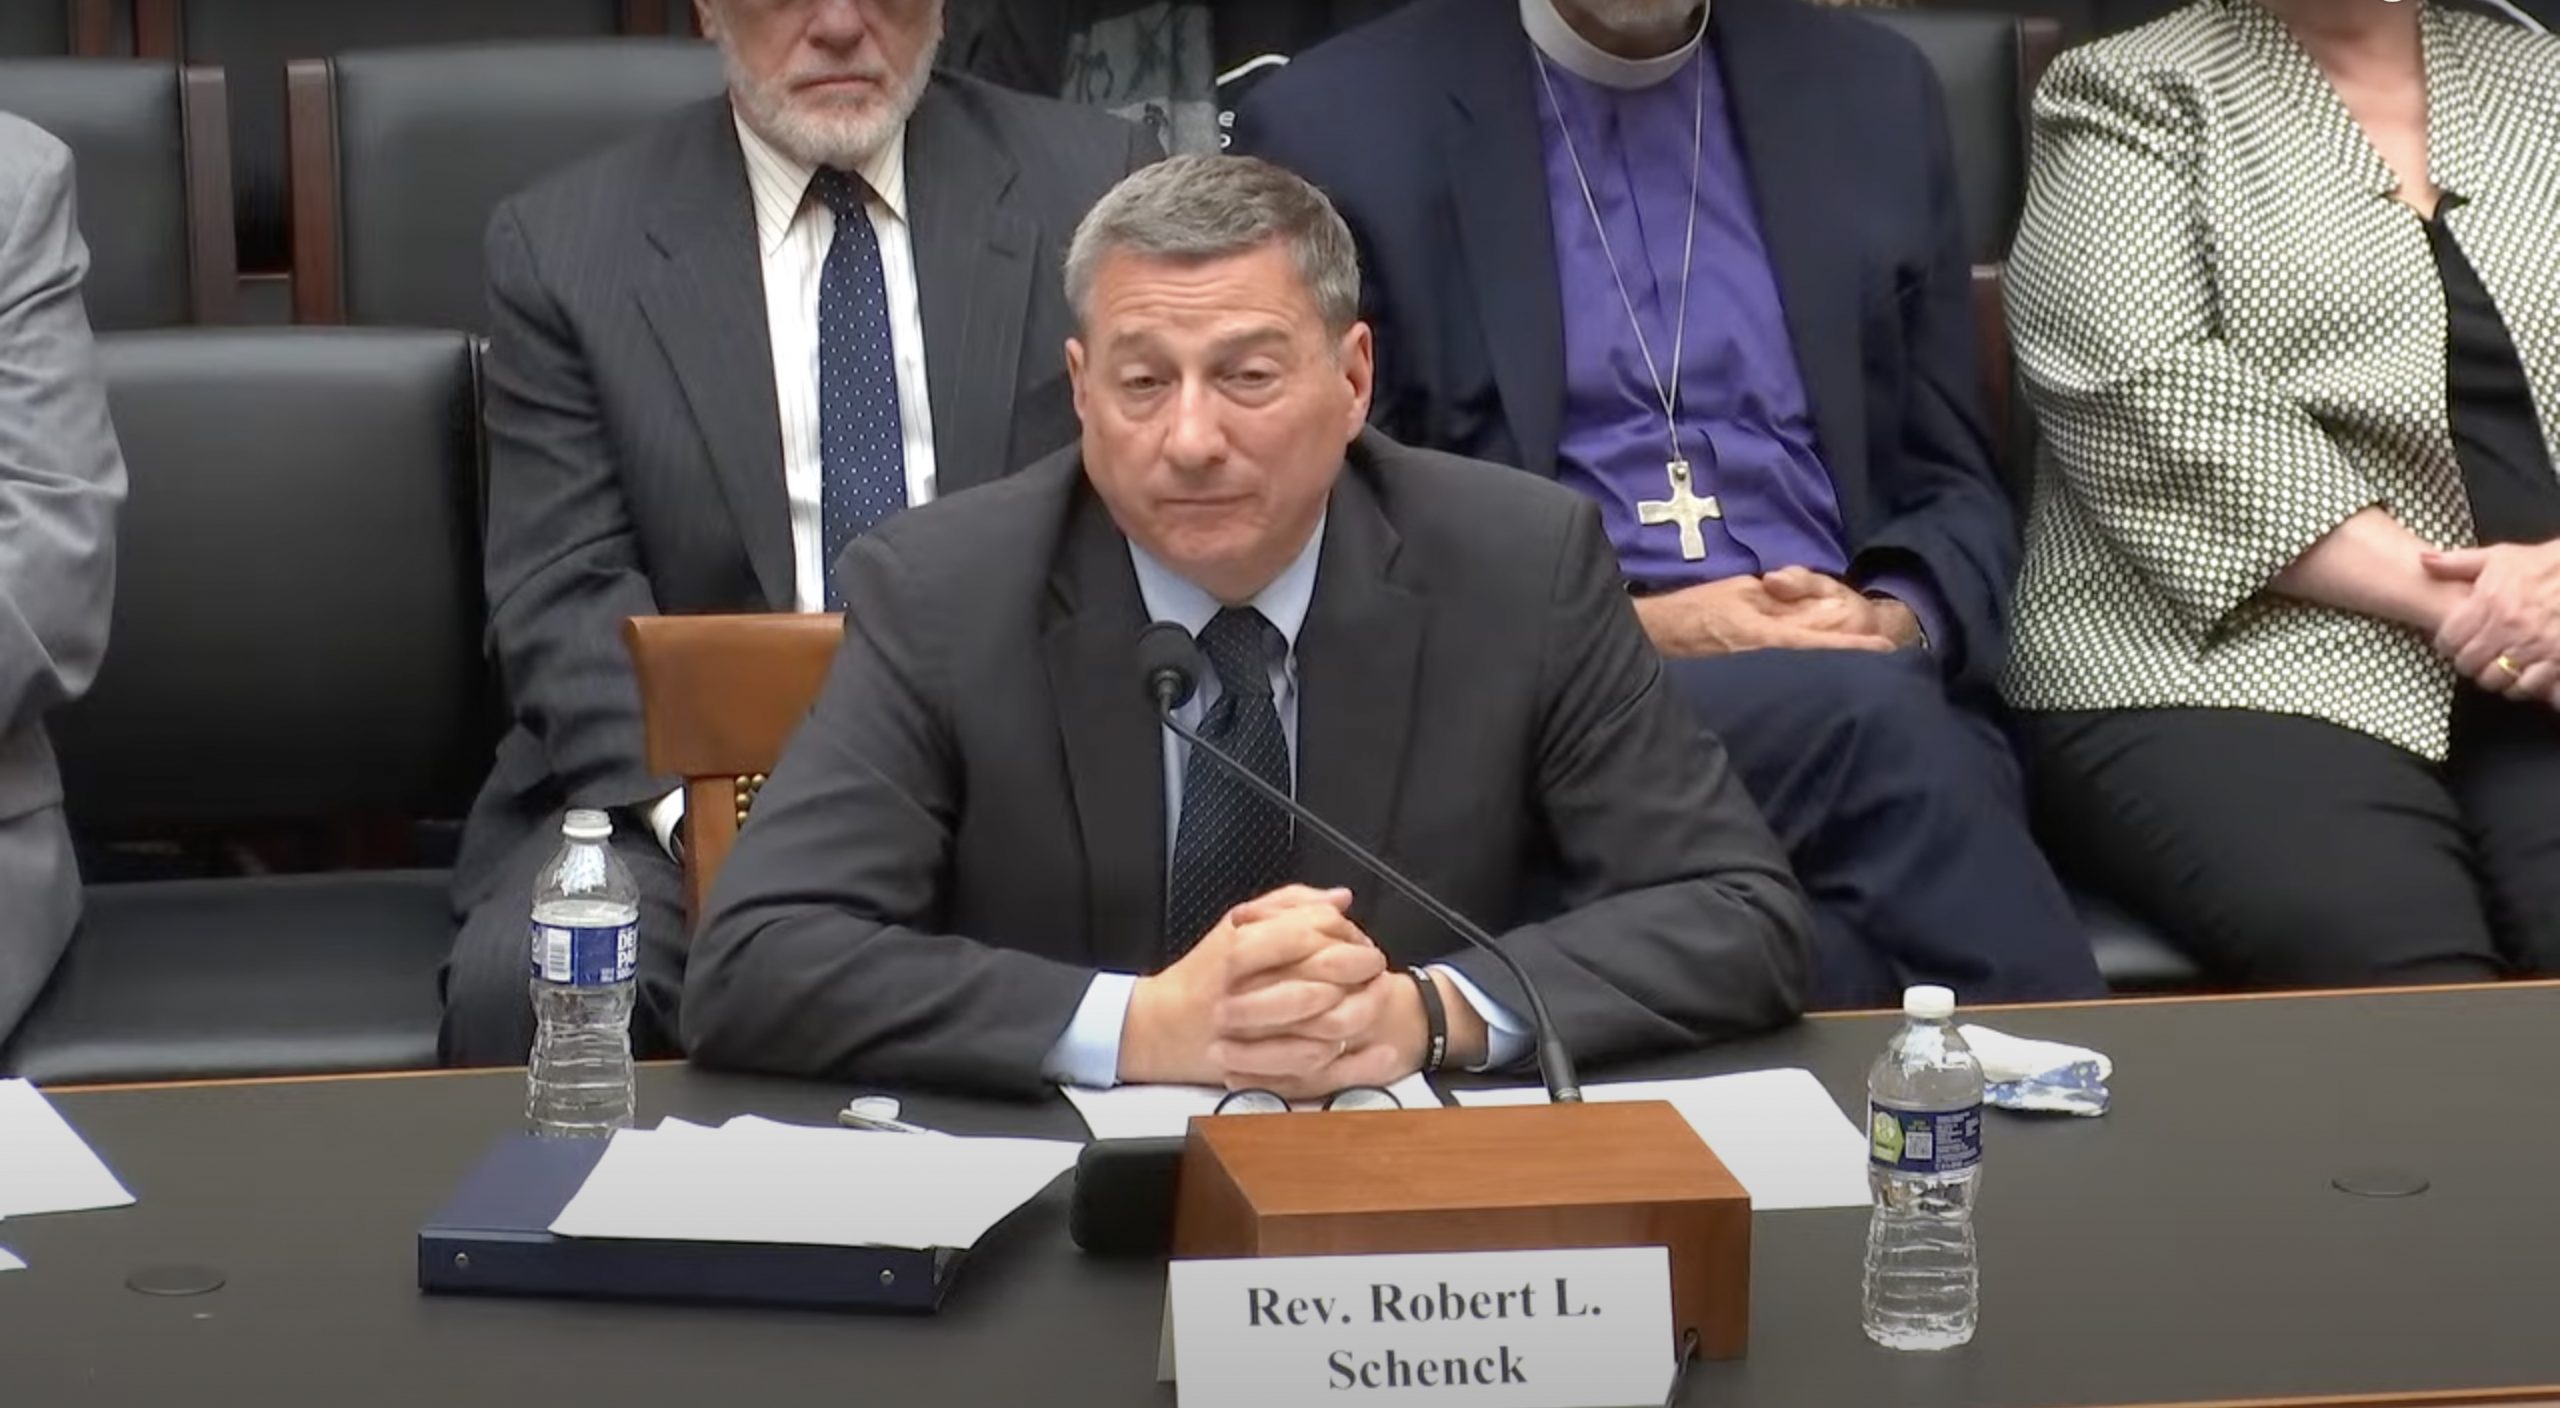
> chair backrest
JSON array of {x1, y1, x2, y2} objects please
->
[
  {"x1": 0, "y1": 0, "x2": 63, "y2": 55},
  {"x1": 0, "y1": 0, "x2": 118, "y2": 56},
  {"x1": 1970, "y1": 261, "x2": 2038, "y2": 503},
  {"x1": 51, "y1": 328, "x2": 493, "y2": 832},
  {"x1": 133, "y1": 0, "x2": 671, "y2": 271},
  {"x1": 0, "y1": 58, "x2": 234, "y2": 327},
  {"x1": 1853, "y1": 10, "x2": 2061, "y2": 264},
  {"x1": 1912, "y1": 0, "x2": 2184, "y2": 47},
  {"x1": 286, "y1": 37, "x2": 721, "y2": 329},
  {"x1": 625, "y1": 613, "x2": 844, "y2": 922}
]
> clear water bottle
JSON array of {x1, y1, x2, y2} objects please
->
[
  {"x1": 527, "y1": 809, "x2": 638, "y2": 1137},
  {"x1": 1862, "y1": 984, "x2": 1982, "y2": 1350}
]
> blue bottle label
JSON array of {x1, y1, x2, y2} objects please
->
[
  {"x1": 1868, "y1": 1101, "x2": 1982, "y2": 1175},
  {"x1": 530, "y1": 921, "x2": 638, "y2": 986}
]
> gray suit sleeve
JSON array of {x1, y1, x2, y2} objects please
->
[
  {"x1": 479, "y1": 200, "x2": 673, "y2": 812},
  {"x1": 1445, "y1": 500, "x2": 1813, "y2": 1064},
  {"x1": 0, "y1": 127, "x2": 122, "y2": 745},
  {"x1": 682, "y1": 533, "x2": 1099, "y2": 1096}
]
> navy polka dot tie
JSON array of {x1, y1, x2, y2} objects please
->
[
  {"x1": 1165, "y1": 608, "x2": 1295, "y2": 959},
  {"x1": 810, "y1": 167, "x2": 907, "y2": 610}
]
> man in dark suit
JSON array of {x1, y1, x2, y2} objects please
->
[
  {"x1": 683, "y1": 155, "x2": 1811, "y2": 1095},
  {"x1": 441, "y1": 0, "x2": 1160, "y2": 1065},
  {"x1": 1234, "y1": 0, "x2": 2104, "y2": 1007}
]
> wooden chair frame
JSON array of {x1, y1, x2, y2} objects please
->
[
  {"x1": 68, "y1": 0, "x2": 116, "y2": 54},
  {"x1": 625, "y1": 613, "x2": 844, "y2": 924},
  {"x1": 177, "y1": 61, "x2": 237, "y2": 322}
]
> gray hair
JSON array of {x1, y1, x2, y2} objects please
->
[{"x1": 1064, "y1": 154, "x2": 1362, "y2": 338}]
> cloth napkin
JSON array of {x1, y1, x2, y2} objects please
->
[{"x1": 1959, "y1": 1025, "x2": 2111, "y2": 1116}]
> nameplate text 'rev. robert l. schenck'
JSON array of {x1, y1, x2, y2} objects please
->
[{"x1": 1167, "y1": 1248, "x2": 1674, "y2": 1408}]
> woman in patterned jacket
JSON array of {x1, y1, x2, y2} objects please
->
[{"x1": 2000, "y1": 0, "x2": 2559, "y2": 985}]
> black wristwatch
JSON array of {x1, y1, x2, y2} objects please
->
[{"x1": 1408, "y1": 968, "x2": 1448, "y2": 1074}]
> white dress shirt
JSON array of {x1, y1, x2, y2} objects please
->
[
  {"x1": 649, "y1": 111, "x2": 940, "y2": 855},
  {"x1": 1041, "y1": 525, "x2": 1531, "y2": 1088}
]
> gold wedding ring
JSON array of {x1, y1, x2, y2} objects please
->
[{"x1": 2496, "y1": 654, "x2": 2524, "y2": 680}]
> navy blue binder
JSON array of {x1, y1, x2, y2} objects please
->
[{"x1": 417, "y1": 1134, "x2": 963, "y2": 1312}]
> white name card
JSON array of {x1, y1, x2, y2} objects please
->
[{"x1": 1167, "y1": 1247, "x2": 1674, "y2": 1408}]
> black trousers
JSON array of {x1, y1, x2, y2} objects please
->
[
  {"x1": 439, "y1": 810, "x2": 688, "y2": 1067},
  {"x1": 2025, "y1": 694, "x2": 2560, "y2": 986},
  {"x1": 1666, "y1": 648, "x2": 2105, "y2": 1009}
]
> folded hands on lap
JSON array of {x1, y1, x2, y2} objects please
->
[{"x1": 2426, "y1": 542, "x2": 2560, "y2": 707}]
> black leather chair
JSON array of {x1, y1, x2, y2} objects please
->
[
  {"x1": 1856, "y1": 10, "x2": 2059, "y2": 265},
  {"x1": 284, "y1": 37, "x2": 720, "y2": 330},
  {"x1": 2, "y1": 328, "x2": 493, "y2": 1084},
  {"x1": 133, "y1": 0, "x2": 674, "y2": 271},
  {"x1": 2078, "y1": 893, "x2": 2204, "y2": 994},
  {"x1": 0, "y1": 0, "x2": 114, "y2": 56},
  {"x1": 0, "y1": 58, "x2": 236, "y2": 327},
  {"x1": 0, "y1": 0, "x2": 66, "y2": 54},
  {"x1": 1913, "y1": 0, "x2": 2186, "y2": 47}
]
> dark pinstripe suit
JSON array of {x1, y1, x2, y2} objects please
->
[
  {"x1": 441, "y1": 77, "x2": 1158, "y2": 1065},
  {"x1": 684, "y1": 434, "x2": 1814, "y2": 1094}
]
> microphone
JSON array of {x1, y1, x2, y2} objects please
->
[{"x1": 1135, "y1": 620, "x2": 1582, "y2": 1103}]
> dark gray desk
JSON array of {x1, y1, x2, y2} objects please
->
[{"x1": 8, "y1": 985, "x2": 2559, "y2": 1407}]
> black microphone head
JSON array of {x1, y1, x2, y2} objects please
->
[{"x1": 1136, "y1": 621, "x2": 1205, "y2": 712}]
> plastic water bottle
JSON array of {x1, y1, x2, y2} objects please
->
[
  {"x1": 526, "y1": 809, "x2": 638, "y2": 1137},
  {"x1": 1862, "y1": 984, "x2": 1982, "y2": 1350}
]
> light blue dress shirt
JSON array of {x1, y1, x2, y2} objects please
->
[{"x1": 1040, "y1": 519, "x2": 1531, "y2": 1087}]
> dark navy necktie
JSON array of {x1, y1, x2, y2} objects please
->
[
  {"x1": 809, "y1": 166, "x2": 907, "y2": 610},
  {"x1": 1165, "y1": 608, "x2": 1295, "y2": 958}
]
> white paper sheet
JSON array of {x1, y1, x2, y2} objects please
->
[
  {"x1": 1059, "y1": 1071, "x2": 1443, "y2": 1141},
  {"x1": 0, "y1": 1079, "x2": 136, "y2": 1217},
  {"x1": 1455, "y1": 1068, "x2": 1870, "y2": 1211},
  {"x1": 0, "y1": 1246, "x2": 23, "y2": 1272},
  {"x1": 546, "y1": 1118, "x2": 1079, "y2": 1250}
]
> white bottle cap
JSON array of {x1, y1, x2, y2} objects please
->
[
  {"x1": 1903, "y1": 985, "x2": 1956, "y2": 1020},
  {"x1": 562, "y1": 808, "x2": 613, "y2": 843}
]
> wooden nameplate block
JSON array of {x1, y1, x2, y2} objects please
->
[{"x1": 1171, "y1": 1100, "x2": 1750, "y2": 1360}]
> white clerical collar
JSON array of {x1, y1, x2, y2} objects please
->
[{"x1": 1520, "y1": 0, "x2": 1708, "y2": 90}]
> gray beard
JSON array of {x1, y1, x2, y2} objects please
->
[
  {"x1": 726, "y1": 31, "x2": 941, "y2": 172},
  {"x1": 1569, "y1": 0, "x2": 1704, "y2": 37}
]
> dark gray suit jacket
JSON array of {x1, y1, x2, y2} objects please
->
[
  {"x1": 455, "y1": 76, "x2": 1158, "y2": 937},
  {"x1": 684, "y1": 431, "x2": 1814, "y2": 1096}
]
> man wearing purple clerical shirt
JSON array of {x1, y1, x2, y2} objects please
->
[{"x1": 1235, "y1": 0, "x2": 2104, "y2": 1006}]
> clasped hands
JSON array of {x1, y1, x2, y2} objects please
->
[
  {"x1": 2424, "y1": 540, "x2": 2560, "y2": 708},
  {"x1": 1117, "y1": 885, "x2": 1485, "y2": 1099},
  {"x1": 1632, "y1": 566, "x2": 1922, "y2": 659}
]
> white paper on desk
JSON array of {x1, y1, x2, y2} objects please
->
[
  {"x1": 1059, "y1": 1071, "x2": 1442, "y2": 1141},
  {"x1": 1456, "y1": 1068, "x2": 1870, "y2": 1211},
  {"x1": 546, "y1": 1120, "x2": 1078, "y2": 1250},
  {"x1": 0, "y1": 1245, "x2": 23, "y2": 1272},
  {"x1": 0, "y1": 1079, "x2": 136, "y2": 1217}
]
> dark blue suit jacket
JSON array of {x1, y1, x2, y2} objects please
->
[{"x1": 1233, "y1": 0, "x2": 2016, "y2": 697}]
